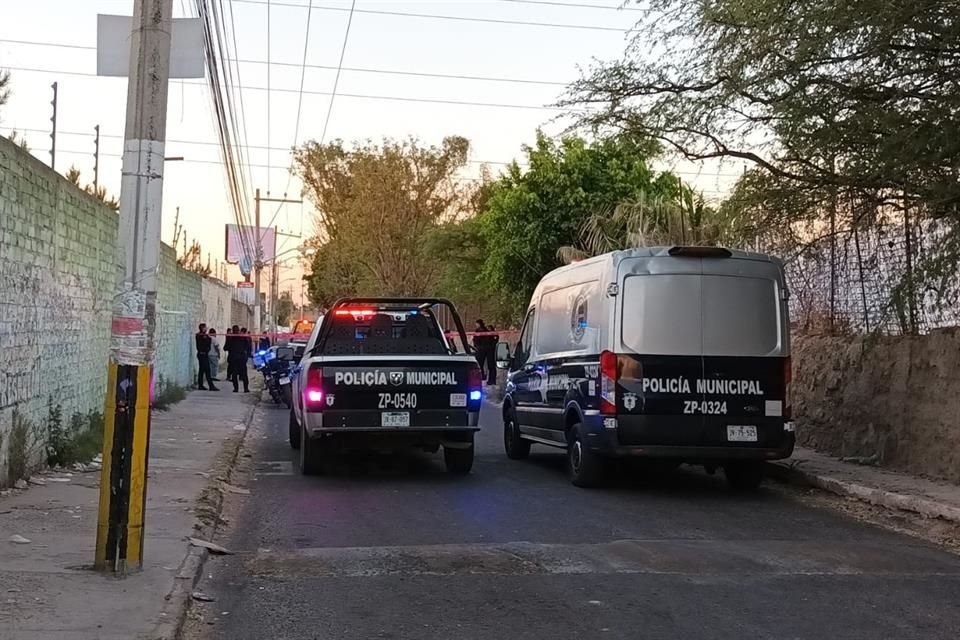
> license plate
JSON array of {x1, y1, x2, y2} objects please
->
[
  {"x1": 449, "y1": 393, "x2": 467, "y2": 408},
  {"x1": 381, "y1": 412, "x2": 410, "y2": 428},
  {"x1": 727, "y1": 425, "x2": 758, "y2": 442},
  {"x1": 279, "y1": 376, "x2": 290, "y2": 385}
]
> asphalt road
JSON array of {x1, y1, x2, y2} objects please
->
[{"x1": 185, "y1": 401, "x2": 960, "y2": 639}]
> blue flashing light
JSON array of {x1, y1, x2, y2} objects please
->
[{"x1": 469, "y1": 390, "x2": 482, "y2": 402}]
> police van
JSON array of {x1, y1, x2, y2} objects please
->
[{"x1": 497, "y1": 246, "x2": 794, "y2": 489}]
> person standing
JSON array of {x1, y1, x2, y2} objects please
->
[
  {"x1": 208, "y1": 327, "x2": 221, "y2": 381},
  {"x1": 226, "y1": 325, "x2": 250, "y2": 393},
  {"x1": 485, "y1": 324, "x2": 500, "y2": 386},
  {"x1": 195, "y1": 323, "x2": 218, "y2": 391}
]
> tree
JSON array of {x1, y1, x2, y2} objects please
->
[
  {"x1": 275, "y1": 291, "x2": 296, "y2": 327},
  {"x1": 65, "y1": 165, "x2": 119, "y2": 211},
  {"x1": 558, "y1": 181, "x2": 746, "y2": 263},
  {"x1": 177, "y1": 240, "x2": 211, "y2": 277},
  {"x1": 0, "y1": 68, "x2": 9, "y2": 110},
  {"x1": 295, "y1": 136, "x2": 472, "y2": 299},
  {"x1": 479, "y1": 131, "x2": 678, "y2": 317},
  {"x1": 565, "y1": 0, "x2": 960, "y2": 221}
]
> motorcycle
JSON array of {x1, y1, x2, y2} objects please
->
[{"x1": 260, "y1": 346, "x2": 296, "y2": 406}]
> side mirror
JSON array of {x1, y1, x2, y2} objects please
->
[{"x1": 495, "y1": 342, "x2": 511, "y2": 369}]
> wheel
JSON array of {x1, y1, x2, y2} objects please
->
[
  {"x1": 444, "y1": 435, "x2": 475, "y2": 475},
  {"x1": 568, "y1": 423, "x2": 605, "y2": 488},
  {"x1": 724, "y1": 461, "x2": 765, "y2": 491},
  {"x1": 288, "y1": 408, "x2": 301, "y2": 450},
  {"x1": 503, "y1": 410, "x2": 530, "y2": 460},
  {"x1": 299, "y1": 421, "x2": 325, "y2": 475}
]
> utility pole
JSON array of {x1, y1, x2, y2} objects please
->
[
  {"x1": 253, "y1": 188, "x2": 302, "y2": 337},
  {"x1": 49, "y1": 82, "x2": 58, "y2": 170},
  {"x1": 93, "y1": 124, "x2": 100, "y2": 191},
  {"x1": 95, "y1": 0, "x2": 174, "y2": 575}
]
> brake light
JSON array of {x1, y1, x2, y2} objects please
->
[
  {"x1": 334, "y1": 308, "x2": 375, "y2": 317},
  {"x1": 667, "y1": 246, "x2": 733, "y2": 258},
  {"x1": 784, "y1": 356, "x2": 792, "y2": 420},
  {"x1": 305, "y1": 366, "x2": 324, "y2": 409},
  {"x1": 600, "y1": 350, "x2": 618, "y2": 415}
]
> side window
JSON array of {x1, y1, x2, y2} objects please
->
[{"x1": 515, "y1": 308, "x2": 536, "y2": 367}]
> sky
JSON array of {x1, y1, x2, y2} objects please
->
[{"x1": 0, "y1": 0, "x2": 741, "y2": 299}]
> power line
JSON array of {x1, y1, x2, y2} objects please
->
[
  {"x1": 3, "y1": 64, "x2": 565, "y2": 111},
  {"x1": 0, "y1": 39, "x2": 568, "y2": 86},
  {"x1": 228, "y1": 0, "x2": 630, "y2": 32},
  {"x1": 262, "y1": 0, "x2": 320, "y2": 242},
  {"x1": 497, "y1": 0, "x2": 648, "y2": 10},
  {"x1": 319, "y1": 0, "x2": 356, "y2": 145}
]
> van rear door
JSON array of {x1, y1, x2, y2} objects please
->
[{"x1": 614, "y1": 255, "x2": 789, "y2": 451}]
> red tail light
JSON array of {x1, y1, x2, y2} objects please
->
[
  {"x1": 305, "y1": 366, "x2": 324, "y2": 410},
  {"x1": 783, "y1": 356, "x2": 792, "y2": 420},
  {"x1": 600, "y1": 350, "x2": 618, "y2": 415}
]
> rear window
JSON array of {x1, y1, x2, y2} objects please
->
[
  {"x1": 620, "y1": 274, "x2": 781, "y2": 357},
  {"x1": 321, "y1": 311, "x2": 449, "y2": 356}
]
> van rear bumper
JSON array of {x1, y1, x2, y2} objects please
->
[{"x1": 584, "y1": 414, "x2": 795, "y2": 461}]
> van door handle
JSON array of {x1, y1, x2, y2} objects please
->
[{"x1": 522, "y1": 364, "x2": 536, "y2": 373}]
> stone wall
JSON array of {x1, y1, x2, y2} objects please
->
[
  {"x1": 793, "y1": 330, "x2": 960, "y2": 484},
  {"x1": 0, "y1": 137, "x2": 120, "y2": 480},
  {"x1": 0, "y1": 137, "x2": 251, "y2": 485}
]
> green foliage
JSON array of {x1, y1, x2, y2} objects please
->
[
  {"x1": 478, "y1": 131, "x2": 676, "y2": 317},
  {"x1": 0, "y1": 68, "x2": 9, "y2": 109},
  {"x1": 6, "y1": 409, "x2": 34, "y2": 485},
  {"x1": 45, "y1": 398, "x2": 104, "y2": 468},
  {"x1": 297, "y1": 136, "x2": 472, "y2": 300},
  {"x1": 153, "y1": 375, "x2": 187, "y2": 411},
  {"x1": 275, "y1": 291, "x2": 296, "y2": 327}
]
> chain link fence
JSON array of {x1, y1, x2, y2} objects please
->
[{"x1": 785, "y1": 218, "x2": 960, "y2": 335}]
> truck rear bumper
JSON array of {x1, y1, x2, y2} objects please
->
[{"x1": 583, "y1": 414, "x2": 795, "y2": 461}]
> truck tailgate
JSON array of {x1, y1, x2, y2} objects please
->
[{"x1": 311, "y1": 358, "x2": 482, "y2": 429}]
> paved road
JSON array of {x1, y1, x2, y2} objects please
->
[{"x1": 185, "y1": 402, "x2": 960, "y2": 639}]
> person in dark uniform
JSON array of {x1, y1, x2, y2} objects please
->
[
  {"x1": 225, "y1": 325, "x2": 250, "y2": 393},
  {"x1": 473, "y1": 319, "x2": 498, "y2": 386},
  {"x1": 195, "y1": 323, "x2": 218, "y2": 391}
]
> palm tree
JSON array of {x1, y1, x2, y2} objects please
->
[{"x1": 558, "y1": 182, "x2": 744, "y2": 264}]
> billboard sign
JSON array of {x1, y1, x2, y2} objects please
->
[{"x1": 225, "y1": 225, "x2": 277, "y2": 265}]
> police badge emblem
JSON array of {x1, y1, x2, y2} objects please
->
[
  {"x1": 623, "y1": 392, "x2": 638, "y2": 411},
  {"x1": 390, "y1": 371, "x2": 404, "y2": 386}
]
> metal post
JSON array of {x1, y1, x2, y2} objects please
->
[
  {"x1": 49, "y1": 82, "x2": 58, "y2": 170},
  {"x1": 254, "y1": 188, "x2": 262, "y2": 337},
  {"x1": 96, "y1": 0, "x2": 174, "y2": 575},
  {"x1": 93, "y1": 124, "x2": 100, "y2": 191}
]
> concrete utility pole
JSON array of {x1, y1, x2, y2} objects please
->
[
  {"x1": 253, "y1": 188, "x2": 302, "y2": 337},
  {"x1": 95, "y1": 0, "x2": 174, "y2": 575}
]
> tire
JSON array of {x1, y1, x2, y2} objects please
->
[
  {"x1": 503, "y1": 410, "x2": 530, "y2": 460},
  {"x1": 444, "y1": 437, "x2": 475, "y2": 475},
  {"x1": 568, "y1": 423, "x2": 605, "y2": 488},
  {"x1": 289, "y1": 408, "x2": 301, "y2": 450},
  {"x1": 724, "y1": 461, "x2": 765, "y2": 491},
  {"x1": 299, "y1": 422, "x2": 325, "y2": 475}
]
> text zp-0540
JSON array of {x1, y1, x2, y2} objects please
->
[{"x1": 378, "y1": 393, "x2": 418, "y2": 409}]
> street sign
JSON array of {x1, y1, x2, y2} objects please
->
[
  {"x1": 97, "y1": 15, "x2": 204, "y2": 78},
  {"x1": 237, "y1": 281, "x2": 255, "y2": 289}
]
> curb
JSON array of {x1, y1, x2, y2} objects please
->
[
  {"x1": 766, "y1": 461, "x2": 960, "y2": 525},
  {"x1": 148, "y1": 397, "x2": 259, "y2": 640}
]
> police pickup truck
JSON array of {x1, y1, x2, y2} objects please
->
[{"x1": 289, "y1": 298, "x2": 483, "y2": 475}]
